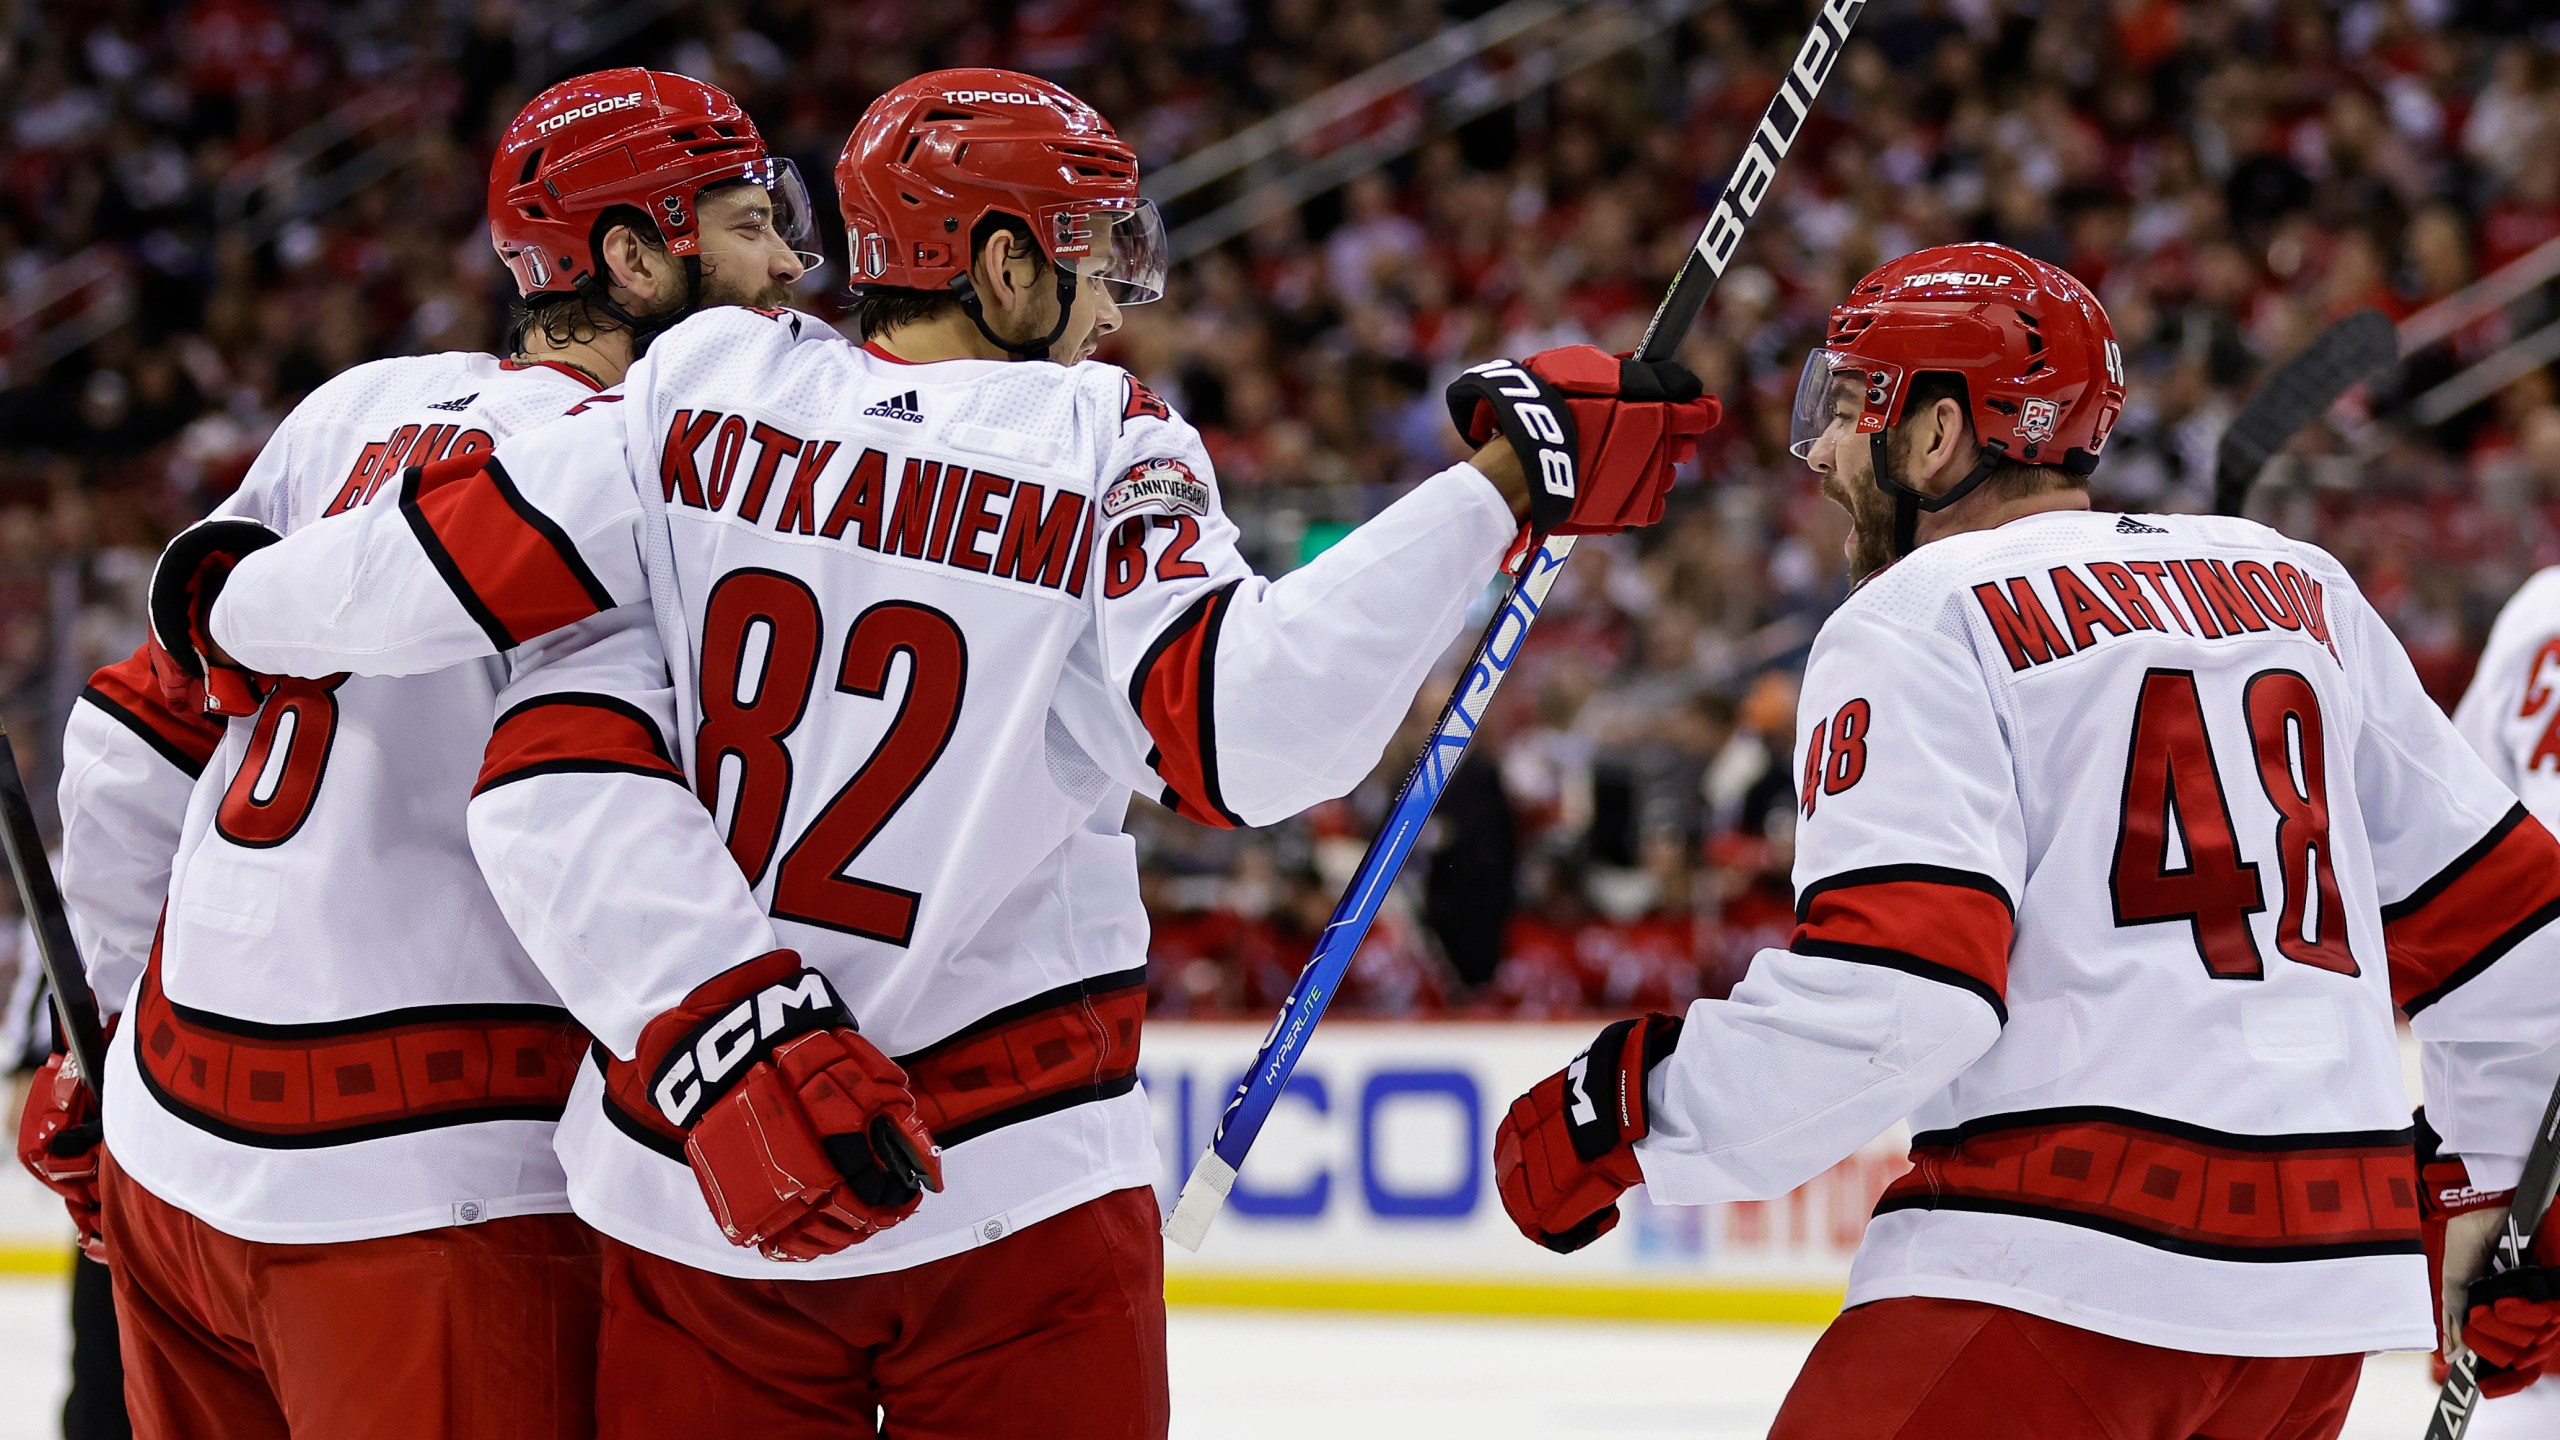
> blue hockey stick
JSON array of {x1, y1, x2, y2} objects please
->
[{"x1": 1163, "y1": 0, "x2": 1868, "y2": 1250}]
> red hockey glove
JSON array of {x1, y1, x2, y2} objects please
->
[
  {"x1": 606, "y1": 951, "x2": 941, "y2": 1262},
  {"x1": 147, "y1": 515, "x2": 282, "y2": 717},
  {"x1": 1446, "y1": 346, "x2": 1721, "y2": 538},
  {"x1": 16, "y1": 1051, "x2": 106, "y2": 1264},
  {"x1": 1493, "y1": 1012, "x2": 1684, "y2": 1253},
  {"x1": 147, "y1": 516, "x2": 284, "y2": 717},
  {"x1": 2419, "y1": 1110, "x2": 2560, "y2": 1395}
]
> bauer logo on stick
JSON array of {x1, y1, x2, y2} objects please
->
[{"x1": 1692, "y1": 0, "x2": 1863, "y2": 277}]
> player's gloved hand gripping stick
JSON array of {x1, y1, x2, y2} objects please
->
[
  {"x1": 0, "y1": 722, "x2": 115, "y2": 1259},
  {"x1": 1163, "y1": 0, "x2": 1870, "y2": 1251},
  {"x1": 2426, "y1": 1075, "x2": 2560, "y2": 1439},
  {"x1": 2420, "y1": 1113, "x2": 2560, "y2": 1403}
]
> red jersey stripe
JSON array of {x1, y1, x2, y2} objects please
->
[
  {"x1": 1793, "y1": 865, "x2": 2014, "y2": 1019},
  {"x1": 82, "y1": 644, "x2": 224, "y2": 777},
  {"x1": 1878, "y1": 1107, "x2": 2420, "y2": 1262},
  {"x1": 895, "y1": 969, "x2": 1146, "y2": 1146},
  {"x1": 476, "y1": 692, "x2": 683, "y2": 796},
  {"x1": 592, "y1": 969, "x2": 1146, "y2": 1156},
  {"x1": 1129, "y1": 580, "x2": 1244, "y2": 828},
  {"x1": 130, "y1": 946, "x2": 586, "y2": 1148},
  {"x1": 2385, "y1": 805, "x2": 2560, "y2": 1014},
  {"x1": 400, "y1": 455, "x2": 616, "y2": 651}
]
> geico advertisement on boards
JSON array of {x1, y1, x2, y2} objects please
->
[{"x1": 1141, "y1": 1022, "x2": 1908, "y2": 1281}]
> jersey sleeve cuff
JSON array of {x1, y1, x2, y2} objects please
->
[
  {"x1": 1418, "y1": 460, "x2": 1525, "y2": 561},
  {"x1": 2463, "y1": 1152, "x2": 2530, "y2": 1192}
]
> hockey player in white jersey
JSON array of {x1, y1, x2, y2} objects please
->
[
  {"x1": 2427, "y1": 570, "x2": 2560, "y2": 1437},
  {"x1": 17, "y1": 71, "x2": 811, "y2": 1439},
  {"x1": 144, "y1": 69, "x2": 1718, "y2": 1437},
  {"x1": 1494, "y1": 242, "x2": 2560, "y2": 1439}
]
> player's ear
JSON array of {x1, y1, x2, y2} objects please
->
[
  {"x1": 974, "y1": 228, "x2": 1033, "y2": 316},
  {"x1": 599, "y1": 221, "x2": 676, "y2": 309},
  {"x1": 1923, "y1": 395, "x2": 1973, "y2": 489}
]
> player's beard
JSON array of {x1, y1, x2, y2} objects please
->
[
  {"x1": 1821, "y1": 448, "x2": 1901, "y2": 583},
  {"x1": 691, "y1": 254, "x2": 797, "y2": 313}
]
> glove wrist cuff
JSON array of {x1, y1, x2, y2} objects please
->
[{"x1": 1561, "y1": 1012, "x2": 1684, "y2": 1163}]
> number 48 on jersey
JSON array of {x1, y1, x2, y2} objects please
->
[{"x1": 2110, "y1": 666, "x2": 2357, "y2": 981}]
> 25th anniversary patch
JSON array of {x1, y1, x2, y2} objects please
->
[{"x1": 1100, "y1": 457, "x2": 1209, "y2": 519}]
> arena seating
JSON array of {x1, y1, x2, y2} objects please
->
[{"x1": 4, "y1": 0, "x2": 2557, "y2": 1020}]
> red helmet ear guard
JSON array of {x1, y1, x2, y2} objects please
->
[
  {"x1": 836, "y1": 67, "x2": 1166, "y2": 358},
  {"x1": 1799, "y1": 242, "x2": 2127, "y2": 558},
  {"x1": 487, "y1": 68, "x2": 810, "y2": 300}
]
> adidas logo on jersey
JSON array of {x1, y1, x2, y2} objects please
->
[
  {"x1": 863, "y1": 390, "x2": 924, "y2": 423},
  {"x1": 2116, "y1": 515, "x2": 2166, "y2": 534},
  {"x1": 426, "y1": 393, "x2": 479, "y2": 412}
]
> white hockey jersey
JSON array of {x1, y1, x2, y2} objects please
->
[
  {"x1": 2450, "y1": 574, "x2": 2560, "y2": 1418},
  {"x1": 2455, "y1": 567, "x2": 2560, "y2": 823},
  {"x1": 202, "y1": 306, "x2": 1518, "y2": 1278},
  {"x1": 1630, "y1": 510, "x2": 2560, "y2": 1357},
  {"x1": 57, "y1": 352, "x2": 605, "y2": 1242}
]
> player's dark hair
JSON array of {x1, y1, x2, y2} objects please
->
[
  {"x1": 846, "y1": 214, "x2": 1046, "y2": 341},
  {"x1": 506, "y1": 206, "x2": 671, "y2": 352},
  {"x1": 1895, "y1": 370, "x2": 2078, "y2": 501}
]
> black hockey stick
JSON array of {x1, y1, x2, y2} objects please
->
[
  {"x1": 2211, "y1": 308, "x2": 2398, "y2": 517},
  {"x1": 0, "y1": 720, "x2": 109, "y2": 1090},
  {"x1": 2426, "y1": 1072, "x2": 2560, "y2": 1440}
]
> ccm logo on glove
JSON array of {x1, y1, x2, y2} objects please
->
[
  {"x1": 607, "y1": 951, "x2": 943, "y2": 1262},
  {"x1": 652, "y1": 969, "x2": 844, "y2": 1127}
]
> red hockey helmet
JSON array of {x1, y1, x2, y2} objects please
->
[
  {"x1": 1790, "y1": 242, "x2": 2125, "y2": 554},
  {"x1": 488, "y1": 69, "x2": 813, "y2": 299},
  {"x1": 1791, "y1": 243, "x2": 2125, "y2": 470},
  {"x1": 837, "y1": 68, "x2": 1167, "y2": 351}
]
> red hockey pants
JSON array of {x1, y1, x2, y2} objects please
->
[
  {"x1": 596, "y1": 1185, "x2": 1169, "y2": 1440},
  {"x1": 1770, "y1": 1296, "x2": 2362, "y2": 1440},
  {"x1": 97, "y1": 1150, "x2": 601, "y2": 1440}
]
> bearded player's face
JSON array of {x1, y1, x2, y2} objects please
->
[
  {"x1": 690, "y1": 182, "x2": 808, "y2": 311},
  {"x1": 1804, "y1": 374, "x2": 1899, "y2": 581}
]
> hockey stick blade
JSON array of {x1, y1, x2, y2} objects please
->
[
  {"x1": 1164, "y1": 0, "x2": 1867, "y2": 1253},
  {"x1": 2211, "y1": 308, "x2": 2396, "y2": 517},
  {"x1": 0, "y1": 720, "x2": 110, "y2": 1090},
  {"x1": 2424, "y1": 1071, "x2": 2560, "y2": 1440}
]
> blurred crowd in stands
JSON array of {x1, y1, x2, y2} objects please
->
[{"x1": 4, "y1": 0, "x2": 2560, "y2": 1023}]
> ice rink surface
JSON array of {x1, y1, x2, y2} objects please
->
[{"x1": 0, "y1": 1277, "x2": 2469, "y2": 1439}]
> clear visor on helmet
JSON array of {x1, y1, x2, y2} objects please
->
[
  {"x1": 1053, "y1": 200, "x2": 1170, "y2": 305},
  {"x1": 1787, "y1": 348, "x2": 1903, "y2": 459},
  {"x1": 719, "y1": 156, "x2": 816, "y2": 250},
  {"x1": 684, "y1": 156, "x2": 819, "y2": 272}
]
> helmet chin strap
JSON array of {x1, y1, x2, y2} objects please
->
[
  {"x1": 1869, "y1": 431, "x2": 2005, "y2": 558},
  {"x1": 949, "y1": 263, "x2": 1080, "y2": 361}
]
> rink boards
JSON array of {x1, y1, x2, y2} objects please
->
[{"x1": 1143, "y1": 1022, "x2": 1888, "y2": 1321}]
